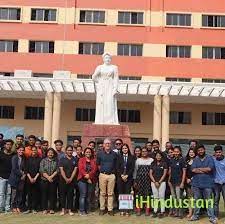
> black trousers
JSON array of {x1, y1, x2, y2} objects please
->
[
  {"x1": 117, "y1": 178, "x2": 133, "y2": 194},
  {"x1": 27, "y1": 181, "x2": 40, "y2": 210},
  {"x1": 59, "y1": 180, "x2": 74, "y2": 210},
  {"x1": 40, "y1": 180, "x2": 57, "y2": 211}
]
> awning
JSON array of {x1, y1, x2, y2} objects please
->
[{"x1": 0, "y1": 77, "x2": 225, "y2": 98}]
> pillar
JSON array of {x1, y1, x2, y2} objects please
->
[
  {"x1": 51, "y1": 92, "x2": 62, "y2": 145},
  {"x1": 43, "y1": 92, "x2": 53, "y2": 145},
  {"x1": 153, "y1": 95, "x2": 162, "y2": 142},
  {"x1": 162, "y1": 95, "x2": 170, "y2": 149}
]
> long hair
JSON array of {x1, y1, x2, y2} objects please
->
[{"x1": 120, "y1": 143, "x2": 131, "y2": 156}]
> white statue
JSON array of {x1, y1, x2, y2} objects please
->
[{"x1": 92, "y1": 53, "x2": 119, "y2": 125}]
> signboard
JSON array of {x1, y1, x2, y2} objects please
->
[{"x1": 119, "y1": 194, "x2": 134, "y2": 210}]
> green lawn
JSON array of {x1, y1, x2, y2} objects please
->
[{"x1": 0, "y1": 211, "x2": 224, "y2": 224}]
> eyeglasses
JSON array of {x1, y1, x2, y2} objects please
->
[{"x1": 115, "y1": 143, "x2": 122, "y2": 145}]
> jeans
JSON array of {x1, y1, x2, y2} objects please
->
[
  {"x1": 170, "y1": 184, "x2": 184, "y2": 216},
  {"x1": 214, "y1": 183, "x2": 225, "y2": 217},
  {"x1": 192, "y1": 186, "x2": 216, "y2": 221},
  {"x1": 78, "y1": 181, "x2": 94, "y2": 213},
  {"x1": 0, "y1": 177, "x2": 11, "y2": 211},
  {"x1": 151, "y1": 182, "x2": 166, "y2": 213}
]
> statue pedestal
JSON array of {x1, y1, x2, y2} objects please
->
[{"x1": 82, "y1": 124, "x2": 131, "y2": 147}]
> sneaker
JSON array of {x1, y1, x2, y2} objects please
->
[
  {"x1": 158, "y1": 213, "x2": 164, "y2": 218},
  {"x1": 189, "y1": 216, "x2": 199, "y2": 221},
  {"x1": 69, "y1": 212, "x2": 74, "y2": 216},
  {"x1": 99, "y1": 210, "x2": 105, "y2": 216},
  {"x1": 210, "y1": 218, "x2": 218, "y2": 224},
  {"x1": 32, "y1": 210, "x2": 38, "y2": 214},
  {"x1": 23, "y1": 210, "x2": 31, "y2": 214},
  {"x1": 152, "y1": 213, "x2": 157, "y2": 218},
  {"x1": 42, "y1": 210, "x2": 48, "y2": 215},
  {"x1": 108, "y1": 211, "x2": 114, "y2": 216},
  {"x1": 49, "y1": 210, "x2": 55, "y2": 214},
  {"x1": 79, "y1": 212, "x2": 87, "y2": 216}
]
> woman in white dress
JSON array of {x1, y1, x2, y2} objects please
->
[{"x1": 92, "y1": 53, "x2": 119, "y2": 125}]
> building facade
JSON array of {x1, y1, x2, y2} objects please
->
[{"x1": 1, "y1": 0, "x2": 225, "y2": 149}]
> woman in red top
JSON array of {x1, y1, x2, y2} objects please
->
[{"x1": 77, "y1": 147, "x2": 98, "y2": 216}]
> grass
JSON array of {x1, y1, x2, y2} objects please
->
[{"x1": 0, "y1": 211, "x2": 224, "y2": 224}]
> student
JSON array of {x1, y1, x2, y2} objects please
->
[
  {"x1": 12, "y1": 134, "x2": 25, "y2": 153},
  {"x1": 8, "y1": 145, "x2": 26, "y2": 213},
  {"x1": 133, "y1": 147, "x2": 154, "y2": 216},
  {"x1": 59, "y1": 145, "x2": 78, "y2": 216},
  {"x1": 39, "y1": 148, "x2": 58, "y2": 214},
  {"x1": 54, "y1": 139, "x2": 65, "y2": 161},
  {"x1": 150, "y1": 151, "x2": 168, "y2": 218},
  {"x1": 0, "y1": 139, "x2": 14, "y2": 213},
  {"x1": 0, "y1": 133, "x2": 4, "y2": 151},
  {"x1": 168, "y1": 146, "x2": 186, "y2": 218},
  {"x1": 185, "y1": 148, "x2": 196, "y2": 218},
  {"x1": 24, "y1": 135, "x2": 37, "y2": 158},
  {"x1": 77, "y1": 147, "x2": 98, "y2": 215},
  {"x1": 113, "y1": 138, "x2": 123, "y2": 154},
  {"x1": 116, "y1": 144, "x2": 135, "y2": 216},
  {"x1": 41, "y1": 140, "x2": 49, "y2": 158},
  {"x1": 24, "y1": 146, "x2": 42, "y2": 214},
  {"x1": 190, "y1": 145, "x2": 216, "y2": 224},
  {"x1": 134, "y1": 146, "x2": 142, "y2": 160},
  {"x1": 213, "y1": 145, "x2": 225, "y2": 219}
]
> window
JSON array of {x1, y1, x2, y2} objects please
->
[
  {"x1": 31, "y1": 9, "x2": 57, "y2": 21},
  {"x1": 24, "y1": 107, "x2": 44, "y2": 120},
  {"x1": 32, "y1": 73, "x2": 53, "y2": 78},
  {"x1": 166, "y1": 77, "x2": 191, "y2": 82},
  {"x1": 76, "y1": 108, "x2": 95, "y2": 121},
  {"x1": 202, "y1": 112, "x2": 225, "y2": 125},
  {"x1": 0, "y1": 106, "x2": 14, "y2": 119},
  {"x1": 0, "y1": 8, "x2": 21, "y2": 20},
  {"x1": 0, "y1": 72, "x2": 14, "y2": 77},
  {"x1": 77, "y1": 74, "x2": 92, "y2": 79},
  {"x1": 29, "y1": 41, "x2": 54, "y2": 53},
  {"x1": 202, "y1": 79, "x2": 225, "y2": 83},
  {"x1": 0, "y1": 40, "x2": 18, "y2": 52},
  {"x1": 119, "y1": 76, "x2": 141, "y2": 80},
  {"x1": 118, "y1": 12, "x2": 144, "y2": 24},
  {"x1": 202, "y1": 15, "x2": 225, "y2": 27},
  {"x1": 118, "y1": 44, "x2": 143, "y2": 56},
  {"x1": 166, "y1": 46, "x2": 191, "y2": 58},
  {"x1": 79, "y1": 10, "x2": 105, "y2": 23},
  {"x1": 166, "y1": 13, "x2": 191, "y2": 26},
  {"x1": 202, "y1": 47, "x2": 225, "y2": 59},
  {"x1": 170, "y1": 111, "x2": 191, "y2": 124},
  {"x1": 79, "y1": 42, "x2": 104, "y2": 55},
  {"x1": 118, "y1": 109, "x2": 141, "y2": 123}
]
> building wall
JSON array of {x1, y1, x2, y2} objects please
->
[
  {"x1": 1, "y1": 98, "x2": 225, "y2": 143},
  {"x1": 0, "y1": 1, "x2": 225, "y2": 78}
]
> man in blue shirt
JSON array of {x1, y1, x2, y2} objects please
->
[
  {"x1": 190, "y1": 145, "x2": 217, "y2": 224},
  {"x1": 97, "y1": 138, "x2": 117, "y2": 216},
  {"x1": 213, "y1": 145, "x2": 225, "y2": 218}
]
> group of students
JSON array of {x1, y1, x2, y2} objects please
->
[{"x1": 0, "y1": 133, "x2": 224, "y2": 224}]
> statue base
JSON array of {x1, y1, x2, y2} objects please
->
[{"x1": 82, "y1": 124, "x2": 131, "y2": 148}]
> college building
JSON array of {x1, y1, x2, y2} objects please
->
[{"x1": 0, "y1": 0, "x2": 225, "y2": 150}]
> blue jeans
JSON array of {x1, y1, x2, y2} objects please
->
[
  {"x1": 214, "y1": 183, "x2": 225, "y2": 217},
  {"x1": 78, "y1": 181, "x2": 94, "y2": 213},
  {"x1": 192, "y1": 186, "x2": 216, "y2": 221},
  {"x1": 0, "y1": 177, "x2": 11, "y2": 212}
]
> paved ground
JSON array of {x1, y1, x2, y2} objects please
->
[{"x1": 0, "y1": 211, "x2": 224, "y2": 224}]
